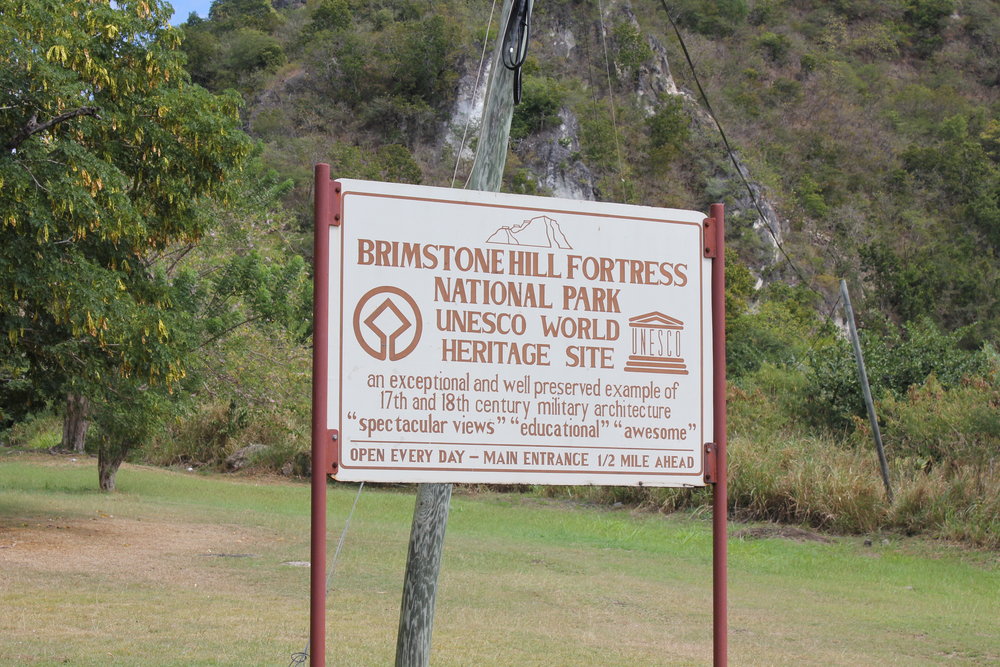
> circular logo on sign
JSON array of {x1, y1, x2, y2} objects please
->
[{"x1": 353, "y1": 286, "x2": 423, "y2": 361}]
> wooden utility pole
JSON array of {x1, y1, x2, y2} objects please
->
[
  {"x1": 840, "y1": 279, "x2": 893, "y2": 502},
  {"x1": 394, "y1": 2, "x2": 521, "y2": 664}
]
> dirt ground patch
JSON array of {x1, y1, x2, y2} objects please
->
[
  {"x1": 732, "y1": 524, "x2": 834, "y2": 543},
  {"x1": 0, "y1": 514, "x2": 257, "y2": 584}
]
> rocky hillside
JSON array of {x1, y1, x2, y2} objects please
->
[{"x1": 178, "y1": 0, "x2": 1000, "y2": 344}]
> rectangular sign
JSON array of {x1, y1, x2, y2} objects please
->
[{"x1": 323, "y1": 179, "x2": 713, "y2": 486}]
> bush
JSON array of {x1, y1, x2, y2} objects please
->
[
  {"x1": 2, "y1": 412, "x2": 62, "y2": 450},
  {"x1": 797, "y1": 175, "x2": 829, "y2": 219},
  {"x1": 671, "y1": 0, "x2": 749, "y2": 37},
  {"x1": 646, "y1": 97, "x2": 691, "y2": 168},
  {"x1": 227, "y1": 29, "x2": 286, "y2": 73},
  {"x1": 360, "y1": 95, "x2": 437, "y2": 143},
  {"x1": 756, "y1": 31, "x2": 792, "y2": 63},
  {"x1": 375, "y1": 143, "x2": 423, "y2": 184},
  {"x1": 577, "y1": 100, "x2": 617, "y2": 166},
  {"x1": 727, "y1": 279, "x2": 825, "y2": 379},
  {"x1": 510, "y1": 76, "x2": 564, "y2": 140},
  {"x1": 806, "y1": 318, "x2": 988, "y2": 430},
  {"x1": 309, "y1": 0, "x2": 351, "y2": 33},
  {"x1": 902, "y1": 0, "x2": 954, "y2": 55},
  {"x1": 892, "y1": 463, "x2": 1000, "y2": 547},
  {"x1": 546, "y1": 357, "x2": 1000, "y2": 547},
  {"x1": 882, "y1": 371, "x2": 1000, "y2": 466},
  {"x1": 612, "y1": 20, "x2": 653, "y2": 81},
  {"x1": 209, "y1": 0, "x2": 283, "y2": 32}
]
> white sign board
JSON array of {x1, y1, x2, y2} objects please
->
[{"x1": 325, "y1": 180, "x2": 713, "y2": 486}]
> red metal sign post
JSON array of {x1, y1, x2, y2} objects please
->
[
  {"x1": 311, "y1": 163, "x2": 333, "y2": 667},
  {"x1": 709, "y1": 203, "x2": 727, "y2": 666}
]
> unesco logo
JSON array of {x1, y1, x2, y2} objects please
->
[{"x1": 353, "y1": 286, "x2": 423, "y2": 361}]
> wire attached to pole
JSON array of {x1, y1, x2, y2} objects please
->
[
  {"x1": 451, "y1": 0, "x2": 499, "y2": 188},
  {"x1": 289, "y1": 482, "x2": 366, "y2": 666},
  {"x1": 501, "y1": 0, "x2": 533, "y2": 103}
]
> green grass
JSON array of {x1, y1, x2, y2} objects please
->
[{"x1": 1, "y1": 452, "x2": 997, "y2": 665}]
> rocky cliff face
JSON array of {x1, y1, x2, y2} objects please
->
[{"x1": 443, "y1": 0, "x2": 785, "y2": 279}]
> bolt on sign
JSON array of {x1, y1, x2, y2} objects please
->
[{"x1": 319, "y1": 180, "x2": 714, "y2": 486}]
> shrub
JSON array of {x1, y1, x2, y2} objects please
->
[
  {"x1": 542, "y1": 360, "x2": 1000, "y2": 546},
  {"x1": 891, "y1": 464, "x2": 1000, "y2": 548},
  {"x1": 756, "y1": 31, "x2": 792, "y2": 63},
  {"x1": 671, "y1": 0, "x2": 749, "y2": 37},
  {"x1": 376, "y1": 143, "x2": 423, "y2": 184},
  {"x1": 360, "y1": 95, "x2": 437, "y2": 143},
  {"x1": 510, "y1": 76, "x2": 564, "y2": 140},
  {"x1": 806, "y1": 318, "x2": 988, "y2": 430},
  {"x1": 309, "y1": 0, "x2": 351, "y2": 33},
  {"x1": 577, "y1": 100, "x2": 617, "y2": 166},
  {"x1": 611, "y1": 20, "x2": 653, "y2": 81},
  {"x1": 797, "y1": 175, "x2": 829, "y2": 219},
  {"x1": 882, "y1": 371, "x2": 1000, "y2": 466},
  {"x1": 646, "y1": 97, "x2": 691, "y2": 168},
  {"x1": 227, "y1": 29, "x2": 286, "y2": 73},
  {"x1": 1, "y1": 412, "x2": 62, "y2": 450},
  {"x1": 902, "y1": 0, "x2": 955, "y2": 56},
  {"x1": 209, "y1": 0, "x2": 283, "y2": 32},
  {"x1": 727, "y1": 281, "x2": 825, "y2": 379}
]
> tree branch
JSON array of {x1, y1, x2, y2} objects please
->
[
  {"x1": 4, "y1": 106, "x2": 100, "y2": 151},
  {"x1": 166, "y1": 243, "x2": 196, "y2": 276},
  {"x1": 196, "y1": 315, "x2": 264, "y2": 352}
]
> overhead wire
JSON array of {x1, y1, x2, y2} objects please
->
[
  {"x1": 656, "y1": 0, "x2": 814, "y2": 289},
  {"x1": 596, "y1": 0, "x2": 628, "y2": 203},
  {"x1": 451, "y1": 0, "x2": 500, "y2": 188},
  {"x1": 654, "y1": 1, "x2": 853, "y2": 342}
]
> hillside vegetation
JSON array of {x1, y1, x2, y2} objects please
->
[{"x1": 3, "y1": 0, "x2": 998, "y2": 547}]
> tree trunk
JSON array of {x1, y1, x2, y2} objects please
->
[
  {"x1": 98, "y1": 446, "x2": 125, "y2": 492},
  {"x1": 61, "y1": 393, "x2": 89, "y2": 453}
]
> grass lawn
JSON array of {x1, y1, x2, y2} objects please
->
[{"x1": 1, "y1": 451, "x2": 997, "y2": 665}]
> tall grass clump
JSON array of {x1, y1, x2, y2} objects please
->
[
  {"x1": 892, "y1": 464, "x2": 1000, "y2": 548},
  {"x1": 881, "y1": 357, "x2": 1000, "y2": 548},
  {"x1": 541, "y1": 355, "x2": 999, "y2": 548},
  {"x1": 1, "y1": 412, "x2": 63, "y2": 450},
  {"x1": 724, "y1": 364, "x2": 889, "y2": 533},
  {"x1": 144, "y1": 399, "x2": 308, "y2": 471}
]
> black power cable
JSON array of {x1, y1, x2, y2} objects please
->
[
  {"x1": 656, "y1": 1, "x2": 845, "y2": 333},
  {"x1": 656, "y1": 0, "x2": 812, "y2": 288},
  {"x1": 501, "y1": 0, "x2": 533, "y2": 103}
]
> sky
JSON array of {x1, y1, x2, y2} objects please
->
[{"x1": 166, "y1": 0, "x2": 215, "y2": 25}]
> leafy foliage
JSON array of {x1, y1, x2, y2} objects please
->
[
  {"x1": 510, "y1": 76, "x2": 565, "y2": 140},
  {"x1": 670, "y1": 0, "x2": 749, "y2": 37},
  {"x1": 612, "y1": 20, "x2": 653, "y2": 81},
  {"x1": 0, "y1": 0, "x2": 253, "y2": 488},
  {"x1": 646, "y1": 96, "x2": 691, "y2": 167},
  {"x1": 806, "y1": 319, "x2": 989, "y2": 430},
  {"x1": 883, "y1": 370, "x2": 1000, "y2": 467}
]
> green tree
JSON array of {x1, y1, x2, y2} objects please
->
[
  {"x1": 510, "y1": 75, "x2": 564, "y2": 140},
  {"x1": 0, "y1": 0, "x2": 253, "y2": 490},
  {"x1": 308, "y1": 0, "x2": 351, "y2": 33},
  {"x1": 647, "y1": 97, "x2": 691, "y2": 169},
  {"x1": 612, "y1": 20, "x2": 653, "y2": 83},
  {"x1": 208, "y1": 0, "x2": 282, "y2": 32},
  {"x1": 903, "y1": 0, "x2": 954, "y2": 56}
]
